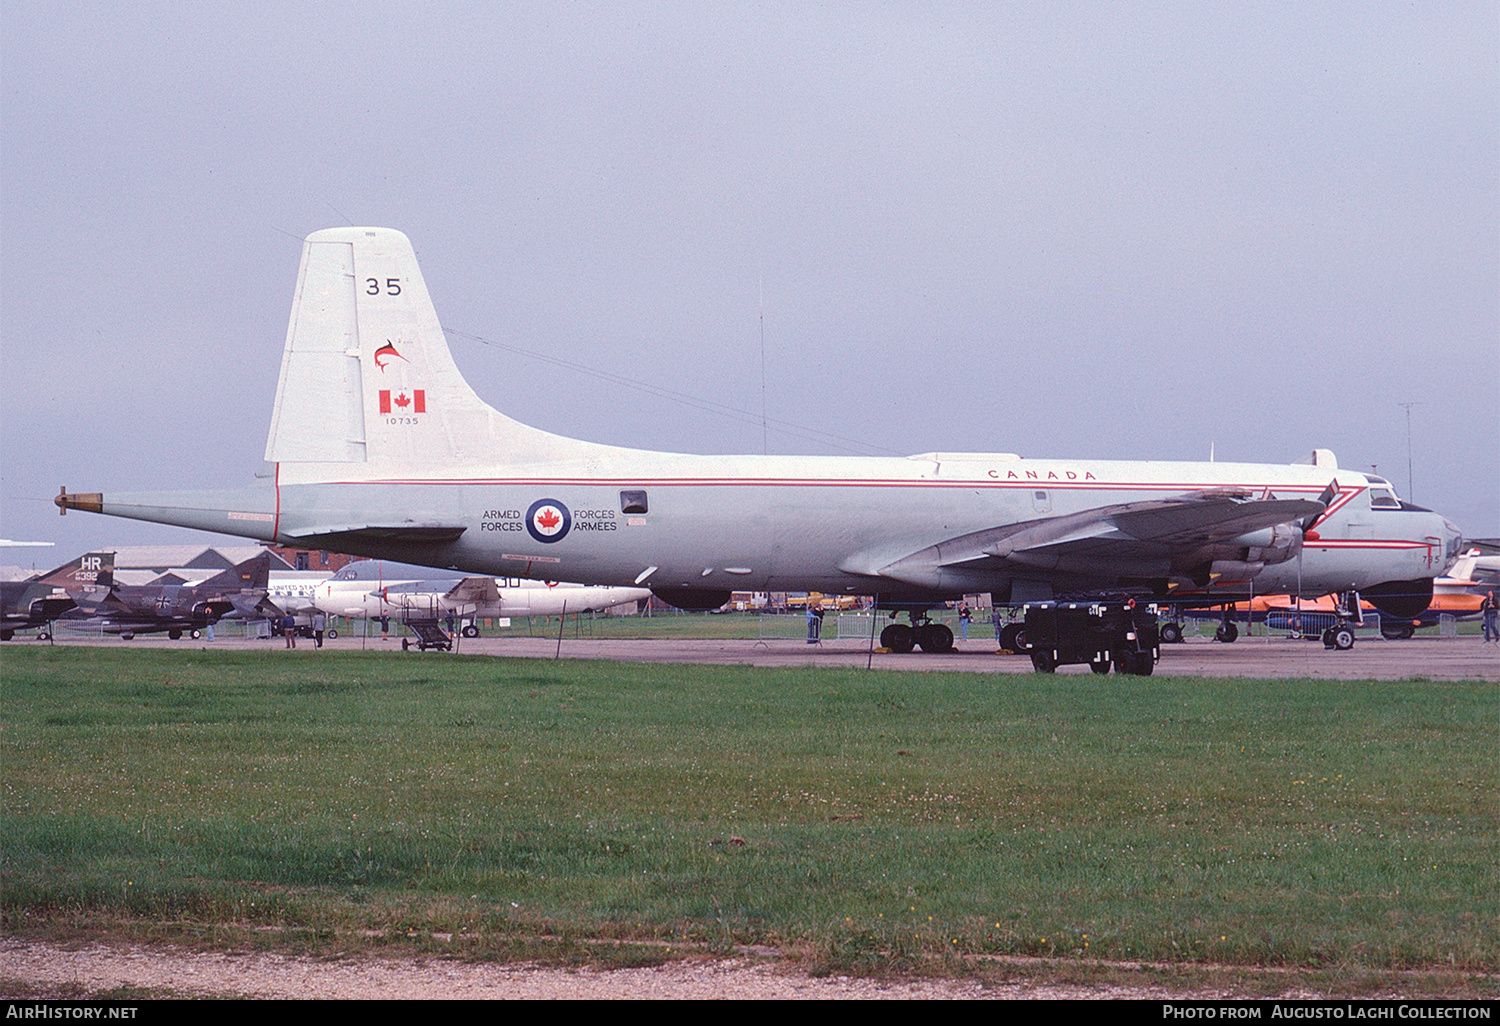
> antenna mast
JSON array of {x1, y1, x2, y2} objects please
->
[
  {"x1": 759, "y1": 270, "x2": 768, "y2": 455},
  {"x1": 1398, "y1": 402, "x2": 1419, "y2": 500}
]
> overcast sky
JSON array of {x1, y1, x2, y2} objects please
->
[{"x1": 2, "y1": 2, "x2": 1495, "y2": 570}]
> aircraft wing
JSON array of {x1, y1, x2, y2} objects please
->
[
  {"x1": 71, "y1": 586, "x2": 130, "y2": 617},
  {"x1": 442, "y1": 577, "x2": 501, "y2": 605},
  {"x1": 875, "y1": 490, "x2": 1327, "y2": 590}
]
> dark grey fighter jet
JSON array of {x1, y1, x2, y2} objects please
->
[
  {"x1": 67, "y1": 551, "x2": 273, "y2": 640},
  {"x1": 1, "y1": 551, "x2": 113, "y2": 641}
]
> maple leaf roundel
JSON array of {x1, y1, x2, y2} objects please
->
[{"x1": 525, "y1": 498, "x2": 572, "y2": 543}]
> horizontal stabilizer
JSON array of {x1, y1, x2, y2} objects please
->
[{"x1": 232, "y1": 595, "x2": 285, "y2": 621}]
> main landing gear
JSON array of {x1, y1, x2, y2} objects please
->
[
  {"x1": 998, "y1": 621, "x2": 1027, "y2": 654},
  {"x1": 879, "y1": 612, "x2": 954, "y2": 653}
]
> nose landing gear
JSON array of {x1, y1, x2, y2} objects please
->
[{"x1": 1321, "y1": 591, "x2": 1362, "y2": 651}]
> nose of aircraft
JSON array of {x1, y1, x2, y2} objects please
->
[{"x1": 1441, "y1": 516, "x2": 1465, "y2": 570}]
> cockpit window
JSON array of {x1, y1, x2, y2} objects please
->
[{"x1": 1369, "y1": 487, "x2": 1401, "y2": 508}]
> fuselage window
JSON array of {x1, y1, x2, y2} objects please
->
[{"x1": 620, "y1": 490, "x2": 649, "y2": 514}]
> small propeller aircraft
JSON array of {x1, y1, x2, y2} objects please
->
[{"x1": 312, "y1": 559, "x2": 649, "y2": 633}]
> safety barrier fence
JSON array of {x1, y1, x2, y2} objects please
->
[{"x1": 18, "y1": 609, "x2": 1477, "y2": 644}]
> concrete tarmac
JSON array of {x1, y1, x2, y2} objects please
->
[{"x1": 29, "y1": 630, "x2": 1500, "y2": 681}]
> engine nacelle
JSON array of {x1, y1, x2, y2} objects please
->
[
  {"x1": 1208, "y1": 560, "x2": 1265, "y2": 583},
  {"x1": 1244, "y1": 522, "x2": 1303, "y2": 565},
  {"x1": 1198, "y1": 523, "x2": 1304, "y2": 568}
]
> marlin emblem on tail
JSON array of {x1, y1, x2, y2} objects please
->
[{"x1": 373, "y1": 341, "x2": 408, "y2": 371}]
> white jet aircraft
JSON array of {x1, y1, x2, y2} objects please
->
[
  {"x1": 266, "y1": 570, "x2": 335, "y2": 621},
  {"x1": 311, "y1": 559, "x2": 649, "y2": 632},
  {"x1": 57, "y1": 228, "x2": 1462, "y2": 655}
]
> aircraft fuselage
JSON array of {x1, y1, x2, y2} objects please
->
[{"x1": 95, "y1": 453, "x2": 1456, "y2": 609}]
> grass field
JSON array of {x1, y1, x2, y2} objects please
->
[{"x1": 2, "y1": 646, "x2": 1494, "y2": 994}]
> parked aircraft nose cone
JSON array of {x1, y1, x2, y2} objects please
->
[{"x1": 1442, "y1": 518, "x2": 1464, "y2": 568}]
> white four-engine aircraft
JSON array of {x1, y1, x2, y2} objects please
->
[
  {"x1": 311, "y1": 559, "x2": 650, "y2": 629},
  {"x1": 57, "y1": 228, "x2": 1462, "y2": 652}
]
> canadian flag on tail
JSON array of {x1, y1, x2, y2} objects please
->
[{"x1": 379, "y1": 390, "x2": 426, "y2": 414}]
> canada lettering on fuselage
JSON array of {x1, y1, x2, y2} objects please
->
[{"x1": 988, "y1": 468, "x2": 1098, "y2": 480}]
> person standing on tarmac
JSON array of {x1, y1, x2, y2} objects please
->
[{"x1": 806, "y1": 602, "x2": 824, "y2": 644}]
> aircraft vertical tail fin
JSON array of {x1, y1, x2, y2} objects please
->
[
  {"x1": 199, "y1": 552, "x2": 271, "y2": 591},
  {"x1": 266, "y1": 228, "x2": 583, "y2": 483},
  {"x1": 1442, "y1": 548, "x2": 1480, "y2": 583},
  {"x1": 36, "y1": 551, "x2": 113, "y2": 590}
]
